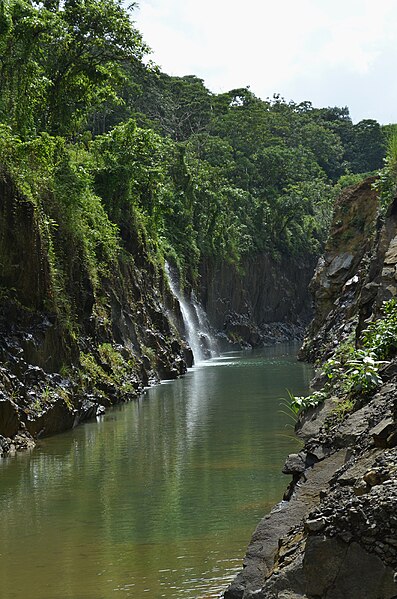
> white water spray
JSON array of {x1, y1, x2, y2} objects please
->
[
  {"x1": 192, "y1": 292, "x2": 219, "y2": 358},
  {"x1": 165, "y1": 263, "x2": 217, "y2": 365}
]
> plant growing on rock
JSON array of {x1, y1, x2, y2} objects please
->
[
  {"x1": 284, "y1": 389, "x2": 327, "y2": 417},
  {"x1": 323, "y1": 349, "x2": 385, "y2": 399},
  {"x1": 362, "y1": 299, "x2": 397, "y2": 360},
  {"x1": 343, "y1": 350, "x2": 385, "y2": 395},
  {"x1": 324, "y1": 396, "x2": 356, "y2": 430},
  {"x1": 373, "y1": 127, "x2": 397, "y2": 215},
  {"x1": 332, "y1": 397, "x2": 355, "y2": 421},
  {"x1": 322, "y1": 324, "x2": 389, "y2": 399}
]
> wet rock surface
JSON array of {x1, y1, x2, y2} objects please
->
[
  {"x1": 0, "y1": 290, "x2": 189, "y2": 455},
  {"x1": 0, "y1": 184, "x2": 189, "y2": 455},
  {"x1": 200, "y1": 255, "x2": 315, "y2": 348},
  {"x1": 225, "y1": 181, "x2": 397, "y2": 599}
]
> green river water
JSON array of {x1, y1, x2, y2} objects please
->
[{"x1": 0, "y1": 345, "x2": 312, "y2": 599}]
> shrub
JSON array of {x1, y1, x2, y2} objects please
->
[
  {"x1": 285, "y1": 389, "x2": 327, "y2": 416},
  {"x1": 362, "y1": 299, "x2": 397, "y2": 360},
  {"x1": 343, "y1": 350, "x2": 385, "y2": 395}
]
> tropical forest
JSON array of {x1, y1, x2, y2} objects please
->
[{"x1": 0, "y1": 1, "x2": 397, "y2": 598}]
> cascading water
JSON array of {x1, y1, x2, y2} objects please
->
[
  {"x1": 165, "y1": 262, "x2": 217, "y2": 365},
  {"x1": 192, "y1": 292, "x2": 219, "y2": 358}
]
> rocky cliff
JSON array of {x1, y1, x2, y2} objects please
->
[
  {"x1": 225, "y1": 178, "x2": 397, "y2": 599},
  {"x1": 0, "y1": 173, "x2": 191, "y2": 456},
  {"x1": 200, "y1": 254, "x2": 315, "y2": 347}
]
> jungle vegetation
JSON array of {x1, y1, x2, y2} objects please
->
[{"x1": 0, "y1": 0, "x2": 390, "y2": 289}]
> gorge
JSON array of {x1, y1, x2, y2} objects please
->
[{"x1": 0, "y1": 1, "x2": 396, "y2": 597}]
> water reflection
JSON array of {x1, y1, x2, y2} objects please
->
[{"x1": 0, "y1": 345, "x2": 312, "y2": 599}]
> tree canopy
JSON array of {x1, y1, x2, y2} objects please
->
[{"x1": 0, "y1": 0, "x2": 390, "y2": 285}]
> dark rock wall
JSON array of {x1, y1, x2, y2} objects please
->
[
  {"x1": 301, "y1": 177, "x2": 397, "y2": 362},
  {"x1": 0, "y1": 176, "x2": 51, "y2": 311},
  {"x1": 200, "y1": 253, "x2": 316, "y2": 346},
  {"x1": 0, "y1": 178, "x2": 189, "y2": 453}
]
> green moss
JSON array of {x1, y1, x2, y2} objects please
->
[
  {"x1": 332, "y1": 397, "x2": 355, "y2": 420},
  {"x1": 98, "y1": 343, "x2": 136, "y2": 384},
  {"x1": 56, "y1": 387, "x2": 74, "y2": 411},
  {"x1": 323, "y1": 396, "x2": 356, "y2": 430},
  {"x1": 141, "y1": 345, "x2": 156, "y2": 368},
  {"x1": 79, "y1": 345, "x2": 138, "y2": 399},
  {"x1": 79, "y1": 352, "x2": 112, "y2": 395}
]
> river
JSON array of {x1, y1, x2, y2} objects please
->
[{"x1": 0, "y1": 345, "x2": 312, "y2": 599}]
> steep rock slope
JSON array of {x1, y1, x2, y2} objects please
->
[
  {"x1": 225, "y1": 178, "x2": 397, "y2": 599},
  {"x1": 0, "y1": 174, "x2": 190, "y2": 455},
  {"x1": 200, "y1": 254, "x2": 315, "y2": 347}
]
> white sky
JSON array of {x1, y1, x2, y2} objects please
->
[{"x1": 134, "y1": 0, "x2": 397, "y2": 124}]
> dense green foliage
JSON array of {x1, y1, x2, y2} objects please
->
[
  {"x1": 287, "y1": 299, "x2": 397, "y2": 418},
  {"x1": 0, "y1": 0, "x2": 391, "y2": 290},
  {"x1": 373, "y1": 126, "x2": 397, "y2": 215},
  {"x1": 0, "y1": 0, "x2": 148, "y2": 136},
  {"x1": 363, "y1": 299, "x2": 397, "y2": 360}
]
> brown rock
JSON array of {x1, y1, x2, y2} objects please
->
[
  {"x1": 283, "y1": 454, "x2": 306, "y2": 475},
  {"x1": 363, "y1": 469, "x2": 383, "y2": 487}
]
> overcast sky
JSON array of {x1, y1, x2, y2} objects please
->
[{"x1": 134, "y1": 0, "x2": 397, "y2": 124}]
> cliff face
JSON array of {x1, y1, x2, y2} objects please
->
[
  {"x1": 300, "y1": 176, "x2": 397, "y2": 362},
  {"x1": 225, "y1": 178, "x2": 397, "y2": 599},
  {"x1": 0, "y1": 175, "x2": 190, "y2": 455},
  {"x1": 200, "y1": 253, "x2": 316, "y2": 347}
]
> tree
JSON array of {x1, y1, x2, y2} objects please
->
[
  {"x1": 349, "y1": 120, "x2": 386, "y2": 173},
  {"x1": 0, "y1": 0, "x2": 149, "y2": 136},
  {"x1": 132, "y1": 74, "x2": 214, "y2": 141}
]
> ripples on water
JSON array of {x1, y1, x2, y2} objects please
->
[{"x1": 0, "y1": 345, "x2": 312, "y2": 599}]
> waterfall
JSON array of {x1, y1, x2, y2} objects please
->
[
  {"x1": 165, "y1": 262, "x2": 217, "y2": 365},
  {"x1": 191, "y1": 292, "x2": 219, "y2": 358}
]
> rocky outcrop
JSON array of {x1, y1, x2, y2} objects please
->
[
  {"x1": 225, "y1": 179, "x2": 397, "y2": 599},
  {"x1": 200, "y1": 254, "x2": 316, "y2": 347},
  {"x1": 0, "y1": 175, "x2": 190, "y2": 455},
  {"x1": 300, "y1": 178, "x2": 397, "y2": 362},
  {"x1": 299, "y1": 177, "x2": 379, "y2": 361}
]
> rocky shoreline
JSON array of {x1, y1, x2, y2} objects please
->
[
  {"x1": 0, "y1": 293, "x2": 191, "y2": 458},
  {"x1": 224, "y1": 179, "x2": 397, "y2": 599},
  {"x1": 224, "y1": 367, "x2": 397, "y2": 599}
]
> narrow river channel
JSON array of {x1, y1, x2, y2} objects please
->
[{"x1": 0, "y1": 345, "x2": 312, "y2": 599}]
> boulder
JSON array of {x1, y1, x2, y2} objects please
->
[
  {"x1": 26, "y1": 397, "x2": 76, "y2": 437},
  {"x1": 0, "y1": 394, "x2": 19, "y2": 437},
  {"x1": 282, "y1": 454, "x2": 306, "y2": 475},
  {"x1": 371, "y1": 418, "x2": 395, "y2": 448},
  {"x1": 328, "y1": 253, "x2": 354, "y2": 277}
]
